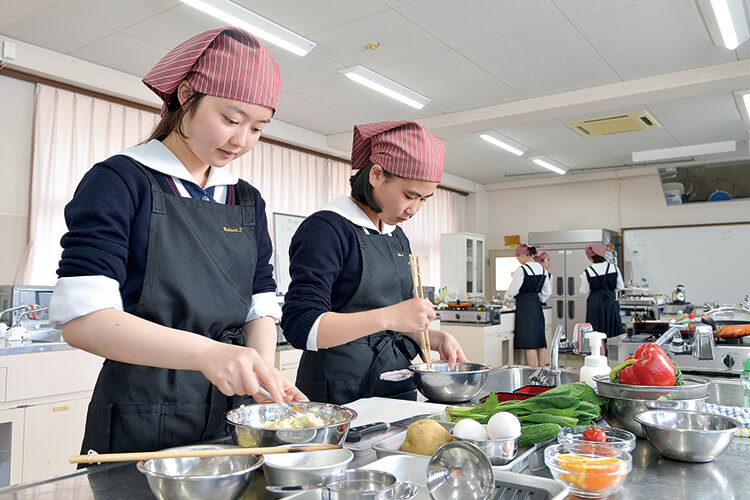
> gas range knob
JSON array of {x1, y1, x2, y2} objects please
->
[
  {"x1": 722, "y1": 354, "x2": 735, "y2": 368},
  {"x1": 455, "y1": 313, "x2": 461, "y2": 320},
  {"x1": 476, "y1": 314, "x2": 482, "y2": 321}
]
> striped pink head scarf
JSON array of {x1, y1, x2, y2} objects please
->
[
  {"x1": 143, "y1": 27, "x2": 281, "y2": 115},
  {"x1": 585, "y1": 243, "x2": 608, "y2": 258},
  {"x1": 534, "y1": 251, "x2": 549, "y2": 263},
  {"x1": 351, "y1": 121, "x2": 446, "y2": 182},
  {"x1": 515, "y1": 244, "x2": 532, "y2": 257}
]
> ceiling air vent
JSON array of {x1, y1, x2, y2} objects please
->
[{"x1": 565, "y1": 110, "x2": 661, "y2": 137}]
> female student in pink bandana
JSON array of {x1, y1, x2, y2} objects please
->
[{"x1": 50, "y1": 27, "x2": 305, "y2": 456}]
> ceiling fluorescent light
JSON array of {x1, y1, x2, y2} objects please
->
[
  {"x1": 339, "y1": 66, "x2": 430, "y2": 109},
  {"x1": 179, "y1": 0, "x2": 316, "y2": 56},
  {"x1": 632, "y1": 140, "x2": 737, "y2": 163},
  {"x1": 479, "y1": 131, "x2": 528, "y2": 156},
  {"x1": 696, "y1": 0, "x2": 750, "y2": 49},
  {"x1": 529, "y1": 156, "x2": 568, "y2": 175},
  {"x1": 733, "y1": 90, "x2": 750, "y2": 120}
]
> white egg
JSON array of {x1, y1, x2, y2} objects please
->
[
  {"x1": 486, "y1": 412, "x2": 521, "y2": 440},
  {"x1": 452, "y1": 418, "x2": 489, "y2": 441}
]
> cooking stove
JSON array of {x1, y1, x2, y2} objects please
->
[{"x1": 434, "y1": 305, "x2": 502, "y2": 324}]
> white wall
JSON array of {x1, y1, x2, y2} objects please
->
[
  {"x1": 485, "y1": 167, "x2": 750, "y2": 252},
  {"x1": 0, "y1": 75, "x2": 35, "y2": 284}
]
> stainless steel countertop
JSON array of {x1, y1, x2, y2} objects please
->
[
  {"x1": 0, "y1": 341, "x2": 74, "y2": 356},
  {"x1": 3, "y1": 435, "x2": 748, "y2": 499}
]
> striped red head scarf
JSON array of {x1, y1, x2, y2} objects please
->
[
  {"x1": 515, "y1": 244, "x2": 533, "y2": 257},
  {"x1": 534, "y1": 251, "x2": 549, "y2": 263},
  {"x1": 585, "y1": 243, "x2": 609, "y2": 258},
  {"x1": 142, "y1": 27, "x2": 281, "y2": 115},
  {"x1": 351, "y1": 121, "x2": 446, "y2": 182}
]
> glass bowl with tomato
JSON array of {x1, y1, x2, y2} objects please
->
[
  {"x1": 544, "y1": 442, "x2": 632, "y2": 498},
  {"x1": 557, "y1": 425, "x2": 636, "y2": 452}
]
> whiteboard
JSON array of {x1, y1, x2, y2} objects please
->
[
  {"x1": 272, "y1": 212, "x2": 306, "y2": 295},
  {"x1": 623, "y1": 224, "x2": 750, "y2": 306}
]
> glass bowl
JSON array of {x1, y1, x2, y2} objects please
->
[
  {"x1": 557, "y1": 425, "x2": 636, "y2": 452},
  {"x1": 544, "y1": 443, "x2": 632, "y2": 499}
]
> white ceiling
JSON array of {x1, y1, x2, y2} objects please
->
[{"x1": 3, "y1": 0, "x2": 750, "y2": 184}]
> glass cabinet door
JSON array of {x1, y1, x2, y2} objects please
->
[
  {"x1": 465, "y1": 238, "x2": 473, "y2": 293},
  {"x1": 476, "y1": 238, "x2": 484, "y2": 295}
]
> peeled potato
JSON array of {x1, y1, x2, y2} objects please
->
[{"x1": 401, "y1": 419, "x2": 454, "y2": 456}]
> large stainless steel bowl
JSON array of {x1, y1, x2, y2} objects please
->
[
  {"x1": 136, "y1": 444, "x2": 262, "y2": 500},
  {"x1": 634, "y1": 410, "x2": 741, "y2": 462},
  {"x1": 409, "y1": 362, "x2": 492, "y2": 403},
  {"x1": 263, "y1": 447, "x2": 353, "y2": 487},
  {"x1": 600, "y1": 395, "x2": 708, "y2": 438},
  {"x1": 594, "y1": 374, "x2": 710, "y2": 400},
  {"x1": 225, "y1": 402, "x2": 357, "y2": 448}
]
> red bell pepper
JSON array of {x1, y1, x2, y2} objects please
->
[{"x1": 609, "y1": 343, "x2": 676, "y2": 386}]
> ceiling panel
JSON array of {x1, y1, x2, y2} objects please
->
[
  {"x1": 588, "y1": 128, "x2": 680, "y2": 159},
  {"x1": 427, "y1": 80, "x2": 523, "y2": 114},
  {"x1": 266, "y1": 48, "x2": 344, "y2": 92},
  {"x1": 309, "y1": 10, "x2": 447, "y2": 68},
  {"x1": 47, "y1": 0, "x2": 178, "y2": 31},
  {"x1": 237, "y1": 0, "x2": 388, "y2": 37},
  {"x1": 70, "y1": 32, "x2": 166, "y2": 76},
  {"x1": 121, "y1": 5, "x2": 223, "y2": 51},
  {"x1": 396, "y1": 0, "x2": 567, "y2": 50},
  {"x1": 274, "y1": 93, "x2": 339, "y2": 124},
  {"x1": 1, "y1": 6, "x2": 113, "y2": 54},
  {"x1": 501, "y1": 59, "x2": 620, "y2": 98},
  {"x1": 444, "y1": 151, "x2": 520, "y2": 185},
  {"x1": 552, "y1": 0, "x2": 653, "y2": 20},
  {"x1": 293, "y1": 112, "x2": 359, "y2": 136}
]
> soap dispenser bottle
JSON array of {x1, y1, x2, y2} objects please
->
[{"x1": 579, "y1": 331, "x2": 610, "y2": 389}]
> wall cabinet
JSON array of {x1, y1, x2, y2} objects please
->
[
  {"x1": 440, "y1": 233, "x2": 486, "y2": 298},
  {"x1": 275, "y1": 347, "x2": 303, "y2": 383}
]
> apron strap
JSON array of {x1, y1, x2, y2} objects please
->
[
  {"x1": 364, "y1": 333, "x2": 420, "y2": 394},
  {"x1": 234, "y1": 180, "x2": 256, "y2": 229}
]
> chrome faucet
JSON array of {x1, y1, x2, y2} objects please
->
[
  {"x1": 11, "y1": 306, "x2": 49, "y2": 328},
  {"x1": 528, "y1": 325, "x2": 565, "y2": 387},
  {"x1": 656, "y1": 325, "x2": 715, "y2": 361},
  {"x1": 0, "y1": 305, "x2": 36, "y2": 324}
]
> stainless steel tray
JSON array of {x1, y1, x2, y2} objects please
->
[
  {"x1": 283, "y1": 454, "x2": 567, "y2": 500},
  {"x1": 372, "y1": 427, "x2": 549, "y2": 474}
]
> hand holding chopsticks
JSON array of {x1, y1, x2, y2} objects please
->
[{"x1": 408, "y1": 254, "x2": 432, "y2": 368}]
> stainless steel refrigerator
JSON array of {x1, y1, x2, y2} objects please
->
[{"x1": 528, "y1": 229, "x2": 620, "y2": 340}]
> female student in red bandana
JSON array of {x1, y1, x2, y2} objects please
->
[
  {"x1": 281, "y1": 121, "x2": 468, "y2": 405},
  {"x1": 49, "y1": 27, "x2": 305, "y2": 455}
]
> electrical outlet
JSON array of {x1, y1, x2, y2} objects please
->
[{"x1": 2, "y1": 41, "x2": 16, "y2": 61}]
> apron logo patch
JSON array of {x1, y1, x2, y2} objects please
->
[
  {"x1": 397, "y1": 252, "x2": 404, "y2": 256},
  {"x1": 223, "y1": 226, "x2": 243, "y2": 233}
]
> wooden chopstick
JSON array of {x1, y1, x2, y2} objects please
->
[
  {"x1": 415, "y1": 256, "x2": 432, "y2": 367},
  {"x1": 70, "y1": 444, "x2": 342, "y2": 464},
  {"x1": 408, "y1": 254, "x2": 431, "y2": 367}
]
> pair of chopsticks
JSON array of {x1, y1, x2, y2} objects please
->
[
  {"x1": 70, "y1": 444, "x2": 342, "y2": 464},
  {"x1": 408, "y1": 254, "x2": 432, "y2": 369}
]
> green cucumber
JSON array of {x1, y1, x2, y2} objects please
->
[{"x1": 518, "y1": 423, "x2": 562, "y2": 447}]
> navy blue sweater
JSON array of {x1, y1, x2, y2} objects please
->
[
  {"x1": 57, "y1": 155, "x2": 276, "y2": 313},
  {"x1": 280, "y1": 211, "x2": 410, "y2": 350}
]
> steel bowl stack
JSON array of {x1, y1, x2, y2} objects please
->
[
  {"x1": 408, "y1": 362, "x2": 492, "y2": 403},
  {"x1": 593, "y1": 374, "x2": 710, "y2": 438},
  {"x1": 225, "y1": 402, "x2": 357, "y2": 448},
  {"x1": 634, "y1": 410, "x2": 740, "y2": 462},
  {"x1": 136, "y1": 444, "x2": 262, "y2": 500}
]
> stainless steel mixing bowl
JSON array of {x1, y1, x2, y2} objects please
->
[
  {"x1": 136, "y1": 444, "x2": 262, "y2": 500},
  {"x1": 409, "y1": 362, "x2": 491, "y2": 403},
  {"x1": 600, "y1": 395, "x2": 707, "y2": 438},
  {"x1": 225, "y1": 402, "x2": 357, "y2": 448},
  {"x1": 262, "y1": 447, "x2": 353, "y2": 487},
  {"x1": 426, "y1": 441, "x2": 495, "y2": 500},
  {"x1": 634, "y1": 409, "x2": 741, "y2": 462}
]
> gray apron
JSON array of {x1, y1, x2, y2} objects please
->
[
  {"x1": 295, "y1": 223, "x2": 421, "y2": 405},
  {"x1": 79, "y1": 161, "x2": 257, "y2": 455},
  {"x1": 585, "y1": 263, "x2": 624, "y2": 338},
  {"x1": 514, "y1": 264, "x2": 547, "y2": 349}
]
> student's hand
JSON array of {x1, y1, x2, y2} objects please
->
[
  {"x1": 434, "y1": 331, "x2": 469, "y2": 368},
  {"x1": 253, "y1": 367, "x2": 309, "y2": 403},
  {"x1": 384, "y1": 298, "x2": 435, "y2": 333},
  {"x1": 199, "y1": 342, "x2": 286, "y2": 400}
]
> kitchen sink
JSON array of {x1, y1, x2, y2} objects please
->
[
  {"x1": 706, "y1": 377, "x2": 744, "y2": 407},
  {"x1": 485, "y1": 365, "x2": 579, "y2": 393},
  {"x1": 29, "y1": 329, "x2": 64, "y2": 343}
]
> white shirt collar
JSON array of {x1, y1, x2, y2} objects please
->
[
  {"x1": 321, "y1": 196, "x2": 397, "y2": 235},
  {"x1": 119, "y1": 140, "x2": 239, "y2": 188}
]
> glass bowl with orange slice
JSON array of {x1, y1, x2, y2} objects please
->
[{"x1": 544, "y1": 443, "x2": 632, "y2": 498}]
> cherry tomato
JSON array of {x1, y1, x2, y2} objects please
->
[{"x1": 583, "y1": 425, "x2": 607, "y2": 443}]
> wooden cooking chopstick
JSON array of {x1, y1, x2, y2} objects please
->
[
  {"x1": 408, "y1": 254, "x2": 431, "y2": 367},
  {"x1": 70, "y1": 443, "x2": 342, "y2": 464},
  {"x1": 415, "y1": 256, "x2": 432, "y2": 366}
]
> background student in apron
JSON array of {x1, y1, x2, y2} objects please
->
[
  {"x1": 49, "y1": 27, "x2": 305, "y2": 457},
  {"x1": 535, "y1": 251, "x2": 551, "y2": 271},
  {"x1": 580, "y1": 243, "x2": 624, "y2": 349},
  {"x1": 504, "y1": 244, "x2": 552, "y2": 367},
  {"x1": 281, "y1": 121, "x2": 468, "y2": 405}
]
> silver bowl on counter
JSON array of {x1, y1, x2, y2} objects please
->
[
  {"x1": 225, "y1": 402, "x2": 357, "y2": 448},
  {"x1": 136, "y1": 444, "x2": 262, "y2": 500},
  {"x1": 634, "y1": 410, "x2": 741, "y2": 462},
  {"x1": 263, "y1": 447, "x2": 354, "y2": 487},
  {"x1": 408, "y1": 362, "x2": 492, "y2": 403},
  {"x1": 594, "y1": 374, "x2": 710, "y2": 438}
]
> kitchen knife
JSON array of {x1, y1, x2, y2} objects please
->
[{"x1": 345, "y1": 413, "x2": 436, "y2": 442}]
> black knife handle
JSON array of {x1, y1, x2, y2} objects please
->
[{"x1": 345, "y1": 422, "x2": 389, "y2": 442}]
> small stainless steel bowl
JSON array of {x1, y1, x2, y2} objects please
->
[
  {"x1": 321, "y1": 468, "x2": 417, "y2": 500},
  {"x1": 225, "y1": 402, "x2": 357, "y2": 448},
  {"x1": 450, "y1": 431, "x2": 519, "y2": 465},
  {"x1": 600, "y1": 395, "x2": 707, "y2": 438},
  {"x1": 136, "y1": 444, "x2": 262, "y2": 500},
  {"x1": 409, "y1": 362, "x2": 492, "y2": 403},
  {"x1": 426, "y1": 441, "x2": 495, "y2": 500},
  {"x1": 634, "y1": 410, "x2": 740, "y2": 462},
  {"x1": 263, "y1": 447, "x2": 353, "y2": 487}
]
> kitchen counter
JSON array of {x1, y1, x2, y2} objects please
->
[
  {"x1": 4, "y1": 395, "x2": 749, "y2": 499},
  {"x1": 0, "y1": 341, "x2": 74, "y2": 356}
]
